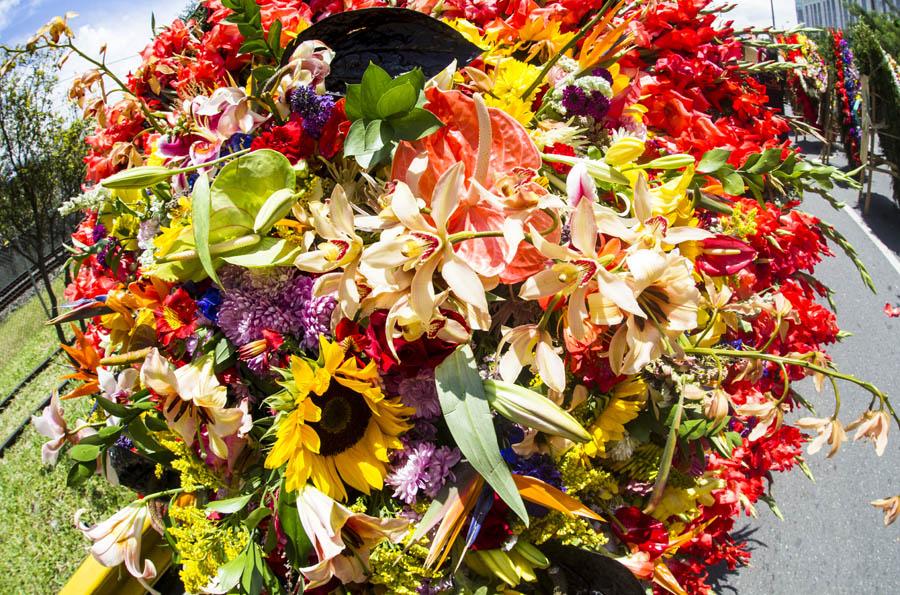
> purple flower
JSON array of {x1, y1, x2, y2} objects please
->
[
  {"x1": 562, "y1": 85, "x2": 611, "y2": 121},
  {"x1": 393, "y1": 370, "x2": 442, "y2": 420},
  {"x1": 216, "y1": 266, "x2": 332, "y2": 349},
  {"x1": 386, "y1": 440, "x2": 461, "y2": 504},
  {"x1": 288, "y1": 86, "x2": 335, "y2": 139}
]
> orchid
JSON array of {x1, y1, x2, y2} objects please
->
[
  {"x1": 31, "y1": 391, "x2": 69, "y2": 465},
  {"x1": 363, "y1": 162, "x2": 490, "y2": 331}
]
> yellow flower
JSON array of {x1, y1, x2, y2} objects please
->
[
  {"x1": 265, "y1": 338, "x2": 413, "y2": 500},
  {"x1": 483, "y1": 58, "x2": 542, "y2": 126},
  {"x1": 583, "y1": 380, "x2": 647, "y2": 457}
]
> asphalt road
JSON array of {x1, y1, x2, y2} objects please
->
[{"x1": 710, "y1": 145, "x2": 900, "y2": 594}]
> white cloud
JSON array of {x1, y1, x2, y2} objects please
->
[
  {"x1": 724, "y1": 0, "x2": 799, "y2": 30},
  {"x1": 58, "y1": 0, "x2": 184, "y2": 89},
  {"x1": 0, "y1": 0, "x2": 46, "y2": 35}
]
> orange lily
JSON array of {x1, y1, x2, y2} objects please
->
[{"x1": 61, "y1": 324, "x2": 101, "y2": 400}]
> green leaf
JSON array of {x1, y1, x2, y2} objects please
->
[
  {"x1": 696, "y1": 148, "x2": 730, "y2": 174},
  {"x1": 361, "y1": 62, "x2": 393, "y2": 117},
  {"x1": 69, "y1": 443, "x2": 101, "y2": 462},
  {"x1": 390, "y1": 108, "x2": 443, "y2": 141},
  {"x1": 245, "y1": 507, "x2": 273, "y2": 530},
  {"x1": 376, "y1": 82, "x2": 417, "y2": 119},
  {"x1": 214, "y1": 549, "x2": 246, "y2": 593},
  {"x1": 277, "y1": 489, "x2": 312, "y2": 566},
  {"x1": 434, "y1": 346, "x2": 528, "y2": 525},
  {"x1": 207, "y1": 494, "x2": 254, "y2": 514},
  {"x1": 213, "y1": 337, "x2": 236, "y2": 371},
  {"x1": 345, "y1": 84, "x2": 364, "y2": 120},
  {"x1": 144, "y1": 415, "x2": 168, "y2": 433},
  {"x1": 210, "y1": 149, "x2": 295, "y2": 236},
  {"x1": 95, "y1": 396, "x2": 134, "y2": 418},
  {"x1": 66, "y1": 461, "x2": 94, "y2": 487},
  {"x1": 745, "y1": 148, "x2": 782, "y2": 174},
  {"x1": 722, "y1": 172, "x2": 745, "y2": 195},
  {"x1": 192, "y1": 172, "x2": 220, "y2": 286},
  {"x1": 364, "y1": 119, "x2": 386, "y2": 153},
  {"x1": 343, "y1": 119, "x2": 368, "y2": 157},
  {"x1": 267, "y1": 19, "x2": 283, "y2": 59}
]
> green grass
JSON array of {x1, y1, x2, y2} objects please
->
[
  {"x1": 0, "y1": 395, "x2": 132, "y2": 595},
  {"x1": 0, "y1": 275, "x2": 67, "y2": 397},
  {"x1": 0, "y1": 280, "x2": 132, "y2": 593}
]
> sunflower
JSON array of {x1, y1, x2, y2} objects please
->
[{"x1": 265, "y1": 338, "x2": 413, "y2": 500}]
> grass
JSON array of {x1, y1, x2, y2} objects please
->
[
  {"x1": 0, "y1": 393, "x2": 132, "y2": 594},
  {"x1": 0, "y1": 275, "x2": 67, "y2": 397},
  {"x1": 0, "y1": 280, "x2": 132, "y2": 594}
]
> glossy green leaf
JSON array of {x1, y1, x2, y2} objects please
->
[
  {"x1": 66, "y1": 461, "x2": 94, "y2": 487},
  {"x1": 722, "y1": 172, "x2": 745, "y2": 195},
  {"x1": 696, "y1": 148, "x2": 730, "y2": 174},
  {"x1": 207, "y1": 494, "x2": 254, "y2": 514},
  {"x1": 376, "y1": 82, "x2": 417, "y2": 119},
  {"x1": 434, "y1": 346, "x2": 528, "y2": 525},
  {"x1": 68, "y1": 443, "x2": 101, "y2": 462},
  {"x1": 391, "y1": 108, "x2": 443, "y2": 141},
  {"x1": 245, "y1": 507, "x2": 273, "y2": 530},
  {"x1": 277, "y1": 489, "x2": 312, "y2": 566},
  {"x1": 214, "y1": 549, "x2": 246, "y2": 593},
  {"x1": 221, "y1": 237, "x2": 302, "y2": 267}
]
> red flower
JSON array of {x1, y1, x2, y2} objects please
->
[
  {"x1": 694, "y1": 235, "x2": 757, "y2": 276},
  {"x1": 364, "y1": 309, "x2": 463, "y2": 376},
  {"x1": 251, "y1": 116, "x2": 316, "y2": 163},
  {"x1": 611, "y1": 506, "x2": 669, "y2": 559},
  {"x1": 318, "y1": 98, "x2": 350, "y2": 160},
  {"x1": 154, "y1": 288, "x2": 198, "y2": 347}
]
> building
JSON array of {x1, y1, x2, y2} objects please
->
[{"x1": 795, "y1": 0, "x2": 896, "y2": 30}]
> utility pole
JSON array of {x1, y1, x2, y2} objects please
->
[{"x1": 770, "y1": 0, "x2": 777, "y2": 28}]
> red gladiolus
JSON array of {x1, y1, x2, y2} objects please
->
[
  {"x1": 612, "y1": 506, "x2": 670, "y2": 559},
  {"x1": 695, "y1": 235, "x2": 757, "y2": 276}
]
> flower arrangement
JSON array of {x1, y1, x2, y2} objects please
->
[
  {"x1": 779, "y1": 32, "x2": 828, "y2": 128},
  {"x1": 830, "y1": 28, "x2": 863, "y2": 166},
  {"x1": 19, "y1": 1, "x2": 898, "y2": 594}
]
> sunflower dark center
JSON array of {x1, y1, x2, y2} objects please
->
[{"x1": 310, "y1": 384, "x2": 371, "y2": 456}]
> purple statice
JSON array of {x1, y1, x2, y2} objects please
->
[
  {"x1": 562, "y1": 85, "x2": 611, "y2": 121},
  {"x1": 386, "y1": 440, "x2": 461, "y2": 505},
  {"x1": 299, "y1": 294, "x2": 336, "y2": 351},
  {"x1": 92, "y1": 223, "x2": 108, "y2": 244},
  {"x1": 216, "y1": 265, "x2": 330, "y2": 348},
  {"x1": 288, "y1": 85, "x2": 336, "y2": 139}
]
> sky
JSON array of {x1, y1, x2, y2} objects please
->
[{"x1": 0, "y1": 0, "x2": 801, "y2": 86}]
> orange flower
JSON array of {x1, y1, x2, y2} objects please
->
[{"x1": 60, "y1": 324, "x2": 101, "y2": 400}]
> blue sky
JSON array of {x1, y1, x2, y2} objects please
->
[{"x1": 0, "y1": 0, "x2": 799, "y2": 82}]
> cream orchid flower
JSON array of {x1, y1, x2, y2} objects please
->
[
  {"x1": 296, "y1": 484, "x2": 408, "y2": 589},
  {"x1": 31, "y1": 391, "x2": 68, "y2": 465},
  {"x1": 496, "y1": 325, "x2": 566, "y2": 393},
  {"x1": 736, "y1": 397, "x2": 784, "y2": 442},
  {"x1": 362, "y1": 162, "x2": 490, "y2": 330},
  {"x1": 607, "y1": 249, "x2": 701, "y2": 375},
  {"x1": 295, "y1": 185, "x2": 364, "y2": 319},
  {"x1": 796, "y1": 416, "x2": 847, "y2": 458},
  {"x1": 76, "y1": 502, "x2": 159, "y2": 594},
  {"x1": 140, "y1": 349, "x2": 245, "y2": 459},
  {"x1": 846, "y1": 410, "x2": 890, "y2": 456},
  {"x1": 520, "y1": 198, "x2": 642, "y2": 340},
  {"x1": 382, "y1": 291, "x2": 470, "y2": 361}
]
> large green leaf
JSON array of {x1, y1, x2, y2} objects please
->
[
  {"x1": 221, "y1": 237, "x2": 302, "y2": 267},
  {"x1": 191, "y1": 172, "x2": 221, "y2": 286},
  {"x1": 434, "y1": 346, "x2": 528, "y2": 524}
]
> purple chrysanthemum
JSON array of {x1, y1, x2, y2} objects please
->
[
  {"x1": 386, "y1": 440, "x2": 461, "y2": 504},
  {"x1": 288, "y1": 86, "x2": 336, "y2": 139},
  {"x1": 216, "y1": 265, "x2": 333, "y2": 349}
]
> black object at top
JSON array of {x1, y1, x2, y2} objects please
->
[{"x1": 283, "y1": 8, "x2": 483, "y2": 93}]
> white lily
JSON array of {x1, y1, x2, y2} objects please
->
[
  {"x1": 31, "y1": 391, "x2": 68, "y2": 465},
  {"x1": 140, "y1": 349, "x2": 246, "y2": 459},
  {"x1": 76, "y1": 502, "x2": 158, "y2": 594},
  {"x1": 296, "y1": 484, "x2": 408, "y2": 588}
]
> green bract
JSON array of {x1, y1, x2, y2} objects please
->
[
  {"x1": 153, "y1": 149, "x2": 301, "y2": 283},
  {"x1": 343, "y1": 63, "x2": 443, "y2": 168}
]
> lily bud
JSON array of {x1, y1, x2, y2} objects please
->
[
  {"x1": 704, "y1": 389, "x2": 731, "y2": 425},
  {"x1": 483, "y1": 379, "x2": 590, "y2": 443},
  {"x1": 644, "y1": 154, "x2": 696, "y2": 170},
  {"x1": 101, "y1": 165, "x2": 173, "y2": 189},
  {"x1": 604, "y1": 136, "x2": 646, "y2": 166}
]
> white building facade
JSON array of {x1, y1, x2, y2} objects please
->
[{"x1": 795, "y1": 0, "x2": 895, "y2": 29}]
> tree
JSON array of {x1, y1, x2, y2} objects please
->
[{"x1": 0, "y1": 49, "x2": 88, "y2": 343}]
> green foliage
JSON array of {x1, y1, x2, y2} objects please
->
[
  {"x1": 222, "y1": 0, "x2": 284, "y2": 62},
  {"x1": 434, "y1": 346, "x2": 528, "y2": 524},
  {"x1": 343, "y1": 63, "x2": 443, "y2": 168}
]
